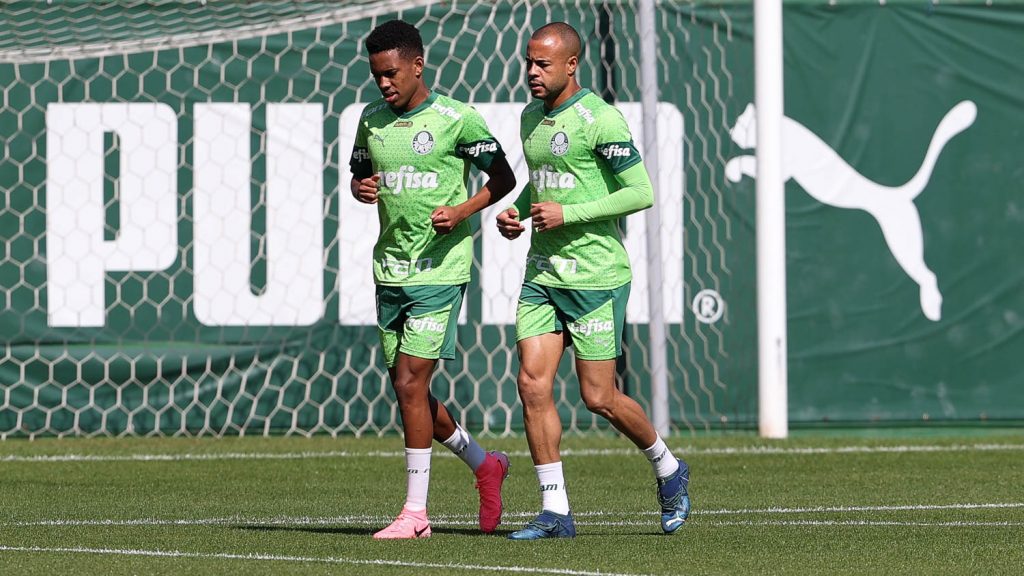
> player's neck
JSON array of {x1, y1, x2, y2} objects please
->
[
  {"x1": 544, "y1": 82, "x2": 582, "y2": 112},
  {"x1": 400, "y1": 83, "x2": 432, "y2": 113}
]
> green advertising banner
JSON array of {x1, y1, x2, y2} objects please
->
[
  {"x1": 778, "y1": 3, "x2": 1024, "y2": 423},
  {"x1": 0, "y1": 1, "x2": 1020, "y2": 437}
]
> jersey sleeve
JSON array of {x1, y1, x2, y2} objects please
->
[
  {"x1": 588, "y1": 106, "x2": 643, "y2": 174},
  {"x1": 562, "y1": 163, "x2": 653, "y2": 225},
  {"x1": 455, "y1": 106, "x2": 505, "y2": 171},
  {"x1": 349, "y1": 115, "x2": 373, "y2": 180}
]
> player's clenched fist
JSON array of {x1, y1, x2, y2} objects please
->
[
  {"x1": 530, "y1": 202, "x2": 563, "y2": 233},
  {"x1": 430, "y1": 205, "x2": 466, "y2": 235},
  {"x1": 496, "y1": 207, "x2": 526, "y2": 240},
  {"x1": 351, "y1": 174, "x2": 380, "y2": 204}
]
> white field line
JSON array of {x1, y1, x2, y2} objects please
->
[
  {"x1": 6, "y1": 502, "x2": 1023, "y2": 528},
  {"x1": 710, "y1": 520, "x2": 1024, "y2": 527},
  {"x1": 0, "y1": 545, "x2": 655, "y2": 576},
  {"x1": 3, "y1": 443, "x2": 1024, "y2": 463}
]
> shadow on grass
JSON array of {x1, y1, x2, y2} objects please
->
[{"x1": 233, "y1": 524, "x2": 508, "y2": 537}]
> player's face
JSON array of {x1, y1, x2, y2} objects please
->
[
  {"x1": 525, "y1": 36, "x2": 576, "y2": 103},
  {"x1": 369, "y1": 49, "x2": 424, "y2": 111}
]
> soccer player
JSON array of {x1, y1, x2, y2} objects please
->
[
  {"x1": 349, "y1": 19, "x2": 516, "y2": 539},
  {"x1": 496, "y1": 22, "x2": 690, "y2": 539}
]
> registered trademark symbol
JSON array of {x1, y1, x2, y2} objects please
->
[{"x1": 691, "y1": 289, "x2": 724, "y2": 324}]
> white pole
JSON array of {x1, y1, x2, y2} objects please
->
[
  {"x1": 638, "y1": 0, "x2": 669, "y2": 436},
  {"x1": 755, "y1": 0, "x2": 788, "y2": 438}
]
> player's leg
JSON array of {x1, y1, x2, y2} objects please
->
[
  {"x1": 508, "y1": 283, "x2": 576, "y2": 540},
  {"x1": 576, "y1": 358, "x2": 657, "y2": 445},
  {"x1": 575, "y1": 358, "x2": 689, "y2": 532},
  {"x1": 519, "y1": 332, "x2": 567, "y2": 468},
  {"x1": 429, "y1": 386, "x2": 510, "y2": 534},
  {"x1": 373, "y1": 285, "x2": 439, "y2": 539},
  {"x1": 396, "y1": 284, "x2": 509, "y2": 534},
  {"x1": 568, "y1": 281, "x2": 690, "y2": 533},
  {"x1": 373, "y1": 351, "x2": 436, "y2": 539}
]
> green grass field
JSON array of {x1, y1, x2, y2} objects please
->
[{"x1": 1, "y1": 432, "x2": 1022, "y2": 575}]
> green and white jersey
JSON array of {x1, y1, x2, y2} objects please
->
[
  {"x1": 350, "y1": 92, "x2": 504, "y2": 286},
  {"x1": 520, "y1": 89, "x2": 646, "y2": 289}
]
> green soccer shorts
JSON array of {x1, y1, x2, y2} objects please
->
[
  {"x1": 376, "y1": 284, "x2": 465, "y2": 368},
  {"x1": 515, "y1": 281, "x2": 630, "y2": 360}
]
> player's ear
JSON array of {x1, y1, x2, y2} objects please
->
[
  {"x1": 566, "y1": 55, "x2": 578, "y2": 77},
  {"x1": 414, "y1": 55, "x2": 424, "y2": 78}
]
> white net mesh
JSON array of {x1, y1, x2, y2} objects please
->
[{"x1": 0, "y1": 0, "x2": 752, "y2": 438}]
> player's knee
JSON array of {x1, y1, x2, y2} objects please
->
[
  {"x1": 391, "y1": 376, "x2": 425, "y2": 404},
  {"x1": 517, "y1": 374, "x2": 551, "y2": 408},
  {"x1": 582, "y1": 390, "x2": 616, "y2": 418}
]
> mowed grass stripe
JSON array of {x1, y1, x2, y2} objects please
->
[
  {"x1": 3, "y1": 442, "x2": 1023, "y2": 463},
  {"x1": 5, "y1": 502, "x2": 1024, "y2": 527},
  {"x1": 0, "y1": 545, "x2": 656, "y2": 576},
  {"x1": 2, "y1": 435, "x2": 1022, "y2": 575}
]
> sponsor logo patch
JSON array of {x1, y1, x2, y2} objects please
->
[
  {"x1": 567, "y1": 318, "x2": 614, "y2": 336},
  {"x1": 527, "y1": 254, "x2": 578, "y2": 274},
  {"x1": 573, "y1": 102, "x2": 595, "y2": 124},
  {"x1": 378, "y1": 166, "x2": 439, "y2": 194},
  {"x1": 530, "y1": 164, "x2": 576, "y2": 192},
  {"x1": 382, "y1": 257, "x2": 433, "y2": 275},
  {"x1": 598, "y1": 143, "x2": 632, "y2": 159},
  {"x1": 460, "y1": 140, "x2": 498, "y2": 158},
  {"x1": 430, "y1": 101, "x2": 462, "y2": 120},
  {"x1": 405, "y1": 316, "x2": 447, "y2": 333}
]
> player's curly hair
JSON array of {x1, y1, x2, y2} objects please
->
[{"x1": 365, "y1": 20, "x2": 424, "y2": 59}]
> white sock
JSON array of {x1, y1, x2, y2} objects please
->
[
  {"x1": 642, "y1": 435, "x2": 680, "y2": 480},
  {"x1": 403, "y1": 447, "x2": 432, "y2": 512},
  {"x1": 536, "y1": 461, "x2": 571, "y2": 515},
  {"x1": 441, "y1": 423, "x2": 487, "y2": 472}
]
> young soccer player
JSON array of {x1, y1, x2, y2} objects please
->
[
  {"x1": 496, "y1": 22, "x2": 690, "y2": 539},
  {"x1": 350, "y1": 19, "x2": 516, "y2": 539}
]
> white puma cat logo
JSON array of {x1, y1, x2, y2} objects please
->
[{"x1": 725, "y1": 101, "x2": 977, "y2": 321}]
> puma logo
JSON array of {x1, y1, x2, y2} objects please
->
[{"x1": 725, "y1": 101, "x2": 977, "y2": 321}]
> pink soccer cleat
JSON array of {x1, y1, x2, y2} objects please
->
[
  {"x1": 373, "y1": 507, "x2": 432, "y2": 539},
  {"x1": 474, "y1": 450, "x2": 510, "y2": 533}
]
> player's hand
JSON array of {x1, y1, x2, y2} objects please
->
[
  {"x1": 496, "y1": 208, "x2": 525, "y2": 240},
  {"x1": 430, "y1": 205, "x2": 466, "y2": 235},
  {"x1": 530, "y1": 202, "x2": 564, "y2": 233},
  {"x1": 353, "y1": 174, "x2": 380, "y2": 204}
]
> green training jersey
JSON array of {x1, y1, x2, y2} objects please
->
[
  {"x1": 520, "y1": 89, "x2": 647, "y2": 289},
  {"x1": 350, "y1": 92, "x2": 504, "y2": 286}
]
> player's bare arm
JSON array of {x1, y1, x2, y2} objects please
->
[{"x1": 431, "y1": 155, "x2": 516, "y2": 234}]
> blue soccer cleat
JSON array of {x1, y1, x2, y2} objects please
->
[
  {"x1": 657, "y1": 458, "x2": 691, "y2": 534},
  {"x1": 507, "y1": 510, "x2": 576, "y2": 540}
]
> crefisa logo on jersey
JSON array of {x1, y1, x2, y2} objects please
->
[
  {"x1": 567, "y1": 318, "x2": 614, "y2": 336},
  {"x1": 412, "y1": 130, "x2": 434, "y2": 154},
  {"x1": 550, "y1": 132, "x2": 569, "y2": 156}
]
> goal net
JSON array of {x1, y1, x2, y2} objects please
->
[{"x1": 0, "y1": 0, "x2": 754, "y2": 437}]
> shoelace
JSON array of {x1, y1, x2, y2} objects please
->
[
  {"x1": 525, "y1": 515, "x2": 557, "y2": 532},
  {"x1": 658, "y1": 477, "x2": 685, "y2": 508},
  {"x1": 391, "y1": 513, "x2": 425, "y2": 529}
]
